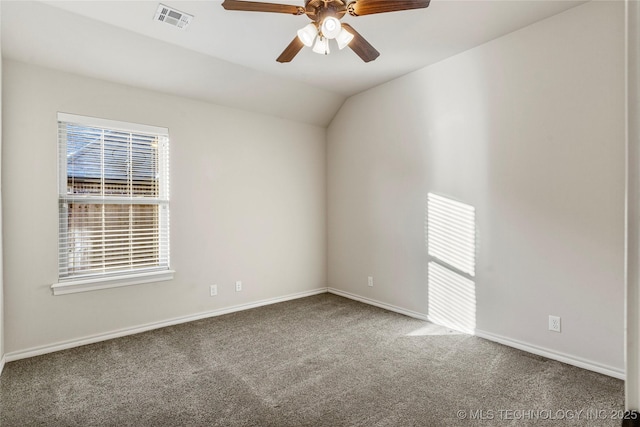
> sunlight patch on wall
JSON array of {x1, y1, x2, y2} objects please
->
[
  {"x1": 427, "y1": 193, "x2": 477, "y2": 334},
  {"x1": 427, "y1": 193, "x2": 476, "y2": 276},
  {"x1": 428, "y1": 262, "x2": 476, "y2": 334}
]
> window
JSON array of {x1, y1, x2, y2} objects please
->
[{"x1": 52, "y1": 113, "x2": 173, "y2": 295}]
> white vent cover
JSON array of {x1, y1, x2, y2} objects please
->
[{"x1": 154, "y1": 4, "x2": 193, "y2": 29}]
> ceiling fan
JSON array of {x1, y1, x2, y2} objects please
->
[{"x1": 221, "y1": 0, "x2": 431, "y2": 63}]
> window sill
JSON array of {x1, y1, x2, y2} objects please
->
[{"x1": 51, "y1": 270, "x2": 175, "y2": 296}]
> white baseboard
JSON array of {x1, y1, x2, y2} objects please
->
[
  {"x1": 328, "y1": 287, "x2": 625, "y2": 380},
  {"x1": 474, "y1": 329, "x2": 625, "y2": 380},
  {"x1": 5, "y1": 287, "x2": 328, "y2": 363},
  {"x1": 328, "y1": 287, "x2": 430, "y2": 321},
  {"x1": 0, "y1": 355, "x2": 5, "y2": 377}
]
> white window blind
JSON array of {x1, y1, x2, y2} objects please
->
[{"x1": 57, "y1": 113, "x2": 170, "y2": 285}]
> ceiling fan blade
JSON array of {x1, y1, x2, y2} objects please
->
[
  {"x1": 276, "y1": 36, "x2": 305, "y2": 63},
  {"x1": 341, "y1": 23, "x2": 380, "y2": 63},
  {"x1": 347, "y1": 0, "x2": 430, "y2": 16},
  {"x1": 222, "y1": 0, "x2": 305, "y2": 15}
]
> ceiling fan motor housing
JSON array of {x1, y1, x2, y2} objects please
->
[{"x1": 304, "y1": 0, "x2": 347, "y2": 22}]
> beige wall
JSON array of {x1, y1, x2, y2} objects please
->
[
  {"x1": 0, "y1": 0, "x2": 4, "y2": 367},
  {"x1": 2, "y1": 60, "x2": 327, "y2": 354},
  {"x1": 627, "y1": 0, "x2": 640, "y2": 408},
  {"x1": 327, "y1": 1, "x2": 625, "y2": 372}
]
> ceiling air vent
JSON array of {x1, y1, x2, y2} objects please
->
[{"x1": 154, "y1": 4, "x2": 193, "y2": 29}]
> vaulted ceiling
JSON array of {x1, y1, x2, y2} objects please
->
[{"x1": 2, "y1": 0, "x2": 587, "y2": 126}]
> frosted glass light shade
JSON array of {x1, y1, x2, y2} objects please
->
[
  {"x1": 336, "y1": 28, "x2": 354, "y2": 50},
  {"x1": 312, "y1": 36, "x2": 330, "y2": 55},
  {"x1": 321, "y1": 16, "x2": 341, "y2": 39},
  {"x1": 297, "y1": 23, "x2": 317, "y2": 47}
]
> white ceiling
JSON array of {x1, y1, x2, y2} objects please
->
[{"x1": 2, "y1": 0, "x2": 587, "y2": 126}]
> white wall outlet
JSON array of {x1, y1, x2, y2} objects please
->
[
  {"x1": 235, "y1": 281, "x2": 242, "y2": 292},
  {"x1": 549, "y1": 315, "x2": 561, "y2": 332},
  {"x1": 209, "y1": 285, "x2": 217, "y2": 296},
  {"x1": 368, "y1": 276, "x2": 374, "y2": 287}
]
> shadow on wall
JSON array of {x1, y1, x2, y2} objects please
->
[{"x1": 425, "y1": 193, "x2": 477, "y2": 335}]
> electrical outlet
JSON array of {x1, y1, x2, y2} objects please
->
[
  {"x1": 235, "y1": 281, "x2": 242, "y2": 292},
  {"x1": 210, "y1": 285, "x2": 217, "y2": 296},
  {"x1": 368, "y1": 276, "x2": 374, "y2": 287},
  {"x1": 549, "y1": 315, "x2": 561, "y2": 332}
]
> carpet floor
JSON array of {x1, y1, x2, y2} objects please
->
[{"x1": 0, "y1": 293, "x2": 624, "y2": 426}]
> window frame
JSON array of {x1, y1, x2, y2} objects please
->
[{"x1": 52, "y1": 113, "x2": 174, "y2": 295}]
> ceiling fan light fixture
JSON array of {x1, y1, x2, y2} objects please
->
[
  {"x1": 222, "y1": 0, "x2": 431, "y2": 63},
  {"x1": 312, "y1": 36, "x2": 330, "y2": 55},
  {"x1": 297, "y1": 23, "x2": 318, "y2": 47},
  {"x1": 320, "y1": 16, "x2": 342, "y2": 39},
  {"x1": 336, "y1": 27, "x2": 354, "y2": 50}
]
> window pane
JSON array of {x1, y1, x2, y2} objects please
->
[
  {"x1": 66, "y1": 124, "x2": 103, "y2": 195},
  {"x1": 65, "y1": 124, "x2": 160, "y2": 198},
  {"x1": 61, "y1": 203, "x2": 160, "y2": 277}
]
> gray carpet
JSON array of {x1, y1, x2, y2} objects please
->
[{"x1": 0, "y1": 293, "x2": 624, "y2": 426}]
